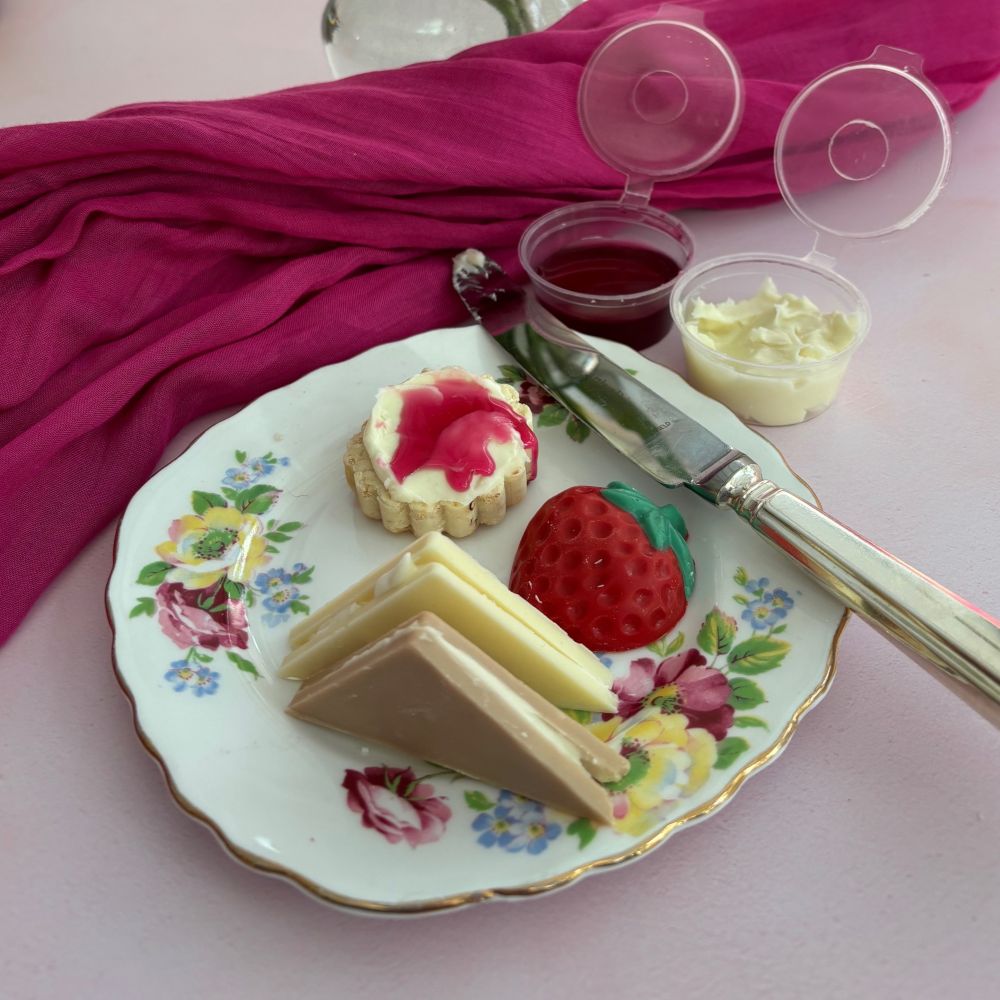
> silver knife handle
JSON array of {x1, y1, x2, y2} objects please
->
[{"x1": 723, "y1": 474, "x2": 1000, "y2": 727}]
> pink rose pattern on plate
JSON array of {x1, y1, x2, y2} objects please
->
[
  {"x1": 343, "y1": 766, "x2": 452, "y2": 847},
  {"x1": 130, "y1": 449, "x2": 314, "y2": 696}
]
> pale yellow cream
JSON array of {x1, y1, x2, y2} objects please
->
[
  {"x1": 681, "y1": 277, "x2": 863, "y2": 426},
  {"x1": 685, "y1": 277, "x2": 858, "y2": 365}
]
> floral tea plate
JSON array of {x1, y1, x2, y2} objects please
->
[{"x1": 106, "y1": 326, "x2": 847, "y2": 914}]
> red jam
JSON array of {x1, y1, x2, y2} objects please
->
[
  {"x1": 390, "y1": 377, "x2": 538, "y2": 492},
  {"x1": 535, "y1": 241, "x2": 682, "y2": 350}
]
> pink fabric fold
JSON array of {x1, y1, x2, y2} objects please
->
[{"x1": 1, "y1": 0, "x2": 998, "y2": 643}]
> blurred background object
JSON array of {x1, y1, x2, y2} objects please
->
[{"x1": 322, "y1": 0, "x2": 584, "y2": 77}]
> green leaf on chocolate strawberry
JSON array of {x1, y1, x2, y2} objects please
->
[{"x1": 601, "y1": 481, "x2": 694, "y2": 599}]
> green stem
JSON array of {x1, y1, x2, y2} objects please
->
[
  {"x1": 483, "y1": 0, "x2": 532, "y2": 37},
  {"x1": 405, "y1": 769, "x2": 456, "y2": 796}
]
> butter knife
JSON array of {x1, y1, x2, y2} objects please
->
[{"x1": 452, "y1": 250, "x2": 1000, "y2": 728}]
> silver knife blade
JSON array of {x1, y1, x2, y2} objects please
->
[{"x1": 452, "y1": 250, "x2": 751, "y2": 502}]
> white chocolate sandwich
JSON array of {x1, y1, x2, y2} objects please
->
[
  {"x1": 287, "y1": 613, "x2": 627, "y2": 823},
  {"x1": 281, "y1": 532, "x2": 615, "y2": 713}
]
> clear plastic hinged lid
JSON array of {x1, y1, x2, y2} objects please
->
[
  {"x1": 579, "y1": 4, "x2": 745, "y2": 202},
  {"x1": 776, "y1": 45, "x2": 952, "y2": 247}
]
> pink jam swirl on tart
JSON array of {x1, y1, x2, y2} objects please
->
[{"x1": 390, "y1": 377, "x2": 538, "y2": 492}]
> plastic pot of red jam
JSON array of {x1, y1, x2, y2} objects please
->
[
  {"x1": 519, "y1": 202, "x2": 692, "y2": 351},
  {"x1": 519, "y1": 12, "x2": 744, "y2": 351}
]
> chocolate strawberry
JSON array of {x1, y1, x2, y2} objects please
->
[{"x1": 510, "y1": 481, "x2": 694, "y2": 652}]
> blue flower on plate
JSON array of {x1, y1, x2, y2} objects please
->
[
  {"x1": 742, "y1": 599, "x2": 782, "y2": 631},
  {"x1": 222, "y1": 454, "x2": 290, "y2": 488},
  {"x1": 164, "y1": 659, "x2": 196, "y2": 692},
  {"x1": 191, "y1": 667, "x2": 220, "y2": 698},
  {"x1": 254, "y1": 569, "x2": 300, "y2": 627},
  {"x1": 164, "y1": 660, "x2": 220, "y2": 697},
  {"x1": 597, "y1": 654, "x2": 614, "y2": 669},
  {"x1": 504, "y1": 817, "x2": 563, "y2": 855},
  {"x1": 222, "y1": 466, "x2": 256, "y2": 489},
  {"x1": 248, "y1": 455, "x2": 289, "y2": 478},
  {"x1": 472, "y1": 791, "x2": 562, "y2": 853},
  {"x1": 767, "y1": 588, "x2": 795, "y2": 614},
  {"x1": 744, "y1": 576, "x2": 769, "y2": 595}
]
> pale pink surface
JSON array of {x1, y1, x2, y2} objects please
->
[{"x1": 1, "y1": 2, "x2": 999, "y2": 999}]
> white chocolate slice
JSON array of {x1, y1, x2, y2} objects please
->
[{"x1": 282, "y1": 534, "x2": 615, "y2": 712}]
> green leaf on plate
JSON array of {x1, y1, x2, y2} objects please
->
[
  {"x1": 221, "y1": 487, "x2": 238, "y2": 501},
  {"x1": 277, "y1": 522, "x2": 302, "y2": 533},
  {"x1": 732, "y1": 716, "x2": 769, "y2": 730},
  {"x1": 567, "y1": 817, "x2": 597, "y2": 849},
  {"x1": 464, "y1": 790, "x2": 494, "y2": 812},
  {"x1": 265, "y1": 532, "x2": 291, "y2": 543},
  {"x1": 727, "y1": 636, "x2": 790, "y2": 674},
  {"x1": 192, "y1": 649, "x2": 214, "y2": 663},
  {"x1": 137, "y1": 561, "x2": 171, "y2": 586},
  {"x1": 727, "y1": 677, "x2": 766, "y2": 710},
  {"x1": 624, "y1": 367, "x2": 639, "y2": 376},
  {"x1": 235, "y1": 483, "x2": 278, "y2": 510},
  {"x1": 265, "y1": 545, "x2": 280, "y2": 554},
  {"x1": 713, "y1": 736, "x2": 750, "y2": 769},
  {"x1": 235, "y1": 450, "x2": 247, "y2": 463},
  {"x1": 291, "y1": 566, "x2": 314, "y2": 584},
  {"x1": 734, "y1": 566, "x2": 749, "y2": 587},
  {"x1": 129, "y1": 596, "x2": 156, "y2": 618},
  {"x1": 733, "y1": 594, "x2": 749, "y2": 606},
  {"x1": 536, "y1": 403, "x2": 567, "y2": 427},
  {"x1": 497, "y1": 364, "x2": 524, "y2": 383},
  {"x1": 290, "y1": 601, "x2": 310, "y2": 615},
  {"x1": 226, "y1": 651, "x2": 260, "y2": 678},
  {"x1": 222, "y1": 579, "x2": 244, "y2": 602},
  {"x1": 771, "y1": 624, "x2": 787, "y2": 635},
  {"x1": 697, "y1": 606, "x2": 737, "y2": 656},
  {"x1": 565, "y1": 416, "x2": 591, "y2": 443},
  {"x1": 244, "y1": 498, "x2": 275, "y2": 515},
  {"x1": 646, "y1": 630, "x2": 685, "y2": 658},
  {"x1": 191, "y1": 490, "x2": 228, "y2": 514}
]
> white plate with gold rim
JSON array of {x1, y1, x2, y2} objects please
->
[{"x1": 106, "y1": 326, "x2": 847, "y2": 914}]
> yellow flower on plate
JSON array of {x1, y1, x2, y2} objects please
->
[
  {"x1": 156, "y1": 506, "x2": 268, "y2": 589},
  {"x1": 598, "y1": 709, "x2": 718, "y2": 836}
]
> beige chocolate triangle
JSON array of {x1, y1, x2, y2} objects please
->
[{"x1": 287, "y1": 613, "x2": 626, "y2": 824}]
